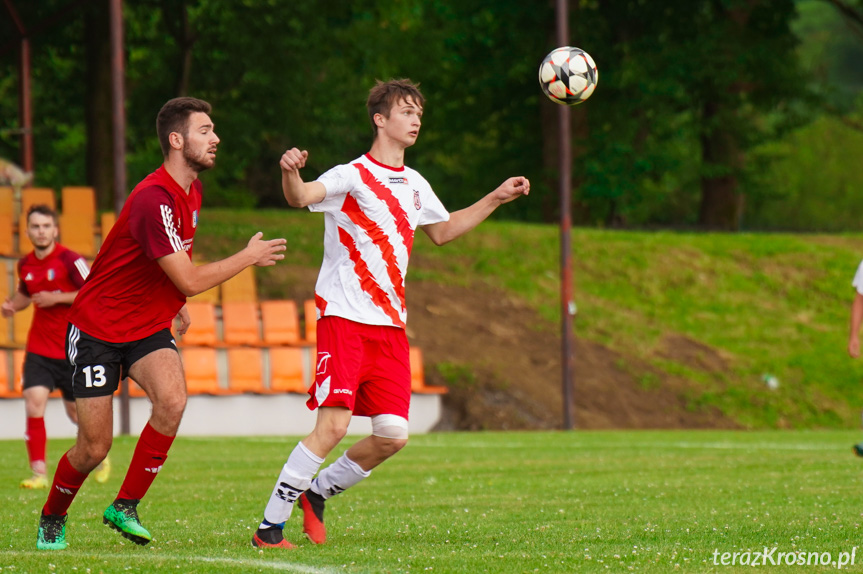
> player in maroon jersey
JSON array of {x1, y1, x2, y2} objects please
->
[
  {"x1": 2, "y1": 205, "x2": 109, "y2": 489},
  {"x1": 35, "y1": 97, "x2": 287, "y2": 551}
]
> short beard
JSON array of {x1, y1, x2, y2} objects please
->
[{"x1": 182, "y1": 146, "x2": 214, "y2": 174}]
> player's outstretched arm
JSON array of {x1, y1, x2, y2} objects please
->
[
  {"x1": 422, "y1": 176, "x2": 530, "y2": 246},
  {"x1": 849, "y1": 292, "x2": 863, "y2": 358},
  {"x1": 1, "y1": 292, "x2": 30, "y2": 317},
  {"x1": 280, "y1": 148, "x2": 326, "y2": 208},
  {"x1": 157, "y1": 232, "x2": 287, "y2": 297}
]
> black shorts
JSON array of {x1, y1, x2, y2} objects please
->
[
  {"x1": 22, "y1": 352, "x2": 75, "y2": 402},
  {"x1": 66, "y1": 324, "x2": 178, "y2": 399}
]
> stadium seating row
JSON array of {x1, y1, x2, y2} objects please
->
[
  {"x1": 0, "y1": 261, "x2": 262, "y2": 347},
  {"x1": 0, "y1": 186, "x2": 107, "y2": 258},
  {"x1": 179, "y1": 299, "x2": 317, "y2": 347},
  {"x1": 0, "y1": 345, "x2": 443, "y2": 398}
]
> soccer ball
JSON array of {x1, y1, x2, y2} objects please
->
[{"x1": 538, "y1": 47, "x2": 598, "y2": 105}]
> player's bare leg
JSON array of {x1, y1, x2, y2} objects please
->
[
  {"x1": 21, "y1": 386, "x2": 50, "y2": 488},
  {"x1": 100, "y1": 349, "x2": 186, "y2": 545},
  {"x1": 300, "y1": 415, "x2": 409, "y2": 544},
  {"x1": 61, "y1": 399, "x2": 109, "y2": 483}
]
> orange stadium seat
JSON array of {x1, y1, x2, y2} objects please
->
[
  {"x1": 0, "y1": 186, "x2": 14, "y2": 217},
  {"x1": 222, "y1": 301, "x2": 261, "y2": 345},
  {"x1": 0, "y1": 349, "x2": 14, "y2": 397},
  {"x1": 18, "y1": 213, "x2": 32, "y2": 254},
  {"x1": 410, "y1": 347, "x2": 447, "y2": 395},
  {"x1": 226, "y1": 347, "x2": 270, "y2": 393},
  {"x1": 0, "y1": 262, "x2": 10, "y2": 346},
  {"x1": 260, "y1": 300, "x2": 301, "y2": 346},
  {"x1": 61, "y1": 187, "x2": 96, "y2": 225},
  {"x1": 269, "y1": 346, "x2": 308, "y2": 393},
  {"x1": 180, "y1": 347, "x2": 228, "y2": 395},
  {"x1": 21, "y1": 188, "x2": 56, "y2": 212},
  {"x1": 0, "y1": 213, "x2": 14, "y2": 256},
  {"x1": 11, "y1": 348, "x2": 25, "y2": 396},
  {"x1": 221, "y1": 266, "x2": 256, "y2": 302},
  {"x1": 59, "y1": 213, "x2": 96, "y2": 257},
  {"x1": 179, "y1": 301, "x2": 219, "y2": 346},
  {"x1": 303, "y1": 299, "x2": 317, "y2": 343},
  {"x1": 100, "y1": 211, "x2": 116, "y2": 241}
]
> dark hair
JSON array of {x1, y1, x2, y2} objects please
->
[
  {"x1": 27, "y1": 204, "x2": 57, "y2": 224},
  {"x1": 367, "y1": 79, "x2": 425, "y2": 137},
  {"x1": 156, "y1": 97, "x2": 212, "y2": 157}
]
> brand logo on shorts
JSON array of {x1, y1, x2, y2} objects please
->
[
  {"x1": 413, "y1": 190, "x2": 421, "y2": 210},
  {"x1": 333, "y1": 388, "x2": 352, "y2": 395},
  {"x1": 389, "y1": 177, "x2": 408, "y2": 185},
  {"x1": 316, "y1": 352, "x2": 331, "y2": 376}
]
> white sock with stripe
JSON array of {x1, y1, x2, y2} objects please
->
[
  {"x1": 310, "y1": 453, "x2": 371, "y2": 500},
  {"x1": 261, "y1": 442, "x2": 324, "y2": 528}
]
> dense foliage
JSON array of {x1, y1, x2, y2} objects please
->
[{"x1": 0, "y1": 0, "x2": 861, "y2": 229}]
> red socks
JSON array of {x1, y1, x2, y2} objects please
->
[
  {"x1": 118, "y1": 422, "x2": 175, "y2": 501},
  {"x1": 25, "y1": 417, "x2": 47, "y2": 469},
  {"x1": 43, "y1": 453, "x2": 88, "y2": 516}
]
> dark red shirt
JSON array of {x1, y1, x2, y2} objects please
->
[
  {"x1": 68, "y1": 165, "x2": 202, "y2": 342},
  {"x1": 17, "y1": 244, "x2": 89, "y2": 359}
]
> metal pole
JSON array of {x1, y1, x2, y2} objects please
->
[
  {"x1": 4, "y1": 0, "x2": 33, "y2": 175},
  {"x1": 556, "y1": 0, "x2": 575, "y2": 430},
  {"x1": 110, "y1": 0, "x2": 130, "y2": 434},
  {"x1": 20, "y1": 37, "x2": 33, "y2": 175}
]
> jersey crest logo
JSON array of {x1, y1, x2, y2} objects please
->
[
  {"x1": 192, "y1": 210, "x2": 198, "y2": 228},
  {"x1": 47, "y1": 269, "x2": 55, "y2": 281},
  {"x1": 413, "y1": 190, "x2": 421, "y2": 210},
  {"x1": 389, "y1": 177, "x2": 408, "y2": 185}
]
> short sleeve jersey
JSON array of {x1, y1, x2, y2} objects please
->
[
  {"x1": 854, "y1": 260, "x2": 863, "y2": 295},
  {"x1": 310, "y1": 153, "x2": 449, "y2": 328},
  {"x1": 68, "y1": 165, "x2": 202, "y2": 343},
  {"x1": 17, "y1": 244, "x2": 89, "y2": 359}
]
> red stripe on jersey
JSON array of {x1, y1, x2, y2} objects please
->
[
  {"x1": 338, "y1": 226, "x2": 405, "y2": 328},
  {"x1": 341, "y1": 193, "x2": 406, "y2": 311},
  {"x1": 352, "y1": 163, "x2": 415, "y2": 256},
  {"x1": 315, "y1": 294, "x2": 327, "y2": 315}
]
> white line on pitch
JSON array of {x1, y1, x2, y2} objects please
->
[{"x1": 0, "y1": 550, "x2": 342, "y2": 573}]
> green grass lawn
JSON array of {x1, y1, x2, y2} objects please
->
[{"x1": 2, "y1": 430, "x2": 863, "y2": 573}]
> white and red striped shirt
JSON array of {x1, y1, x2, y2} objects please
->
[{"x1": 310, "y1": 154, "x2": 449, "y2": 328}]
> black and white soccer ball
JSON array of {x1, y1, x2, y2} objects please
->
[{"x1": 538, "y1": 47, "x2": 598, "y2": 106}]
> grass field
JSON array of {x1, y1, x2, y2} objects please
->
[{"x1": 2, "y1": 430, "x2": 863, "y2": 573}]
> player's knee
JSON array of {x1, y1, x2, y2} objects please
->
[
  {"x1": 316, "y1": 421, "x2": 348, "y2": 448},
  {"x1": 154, "y1": 392, "x2": 186, "y2": 423},
  {"x1": 77, "y1": 438, "x2": 112, "y2": 470},
  {"x1": 371, "y1": 414, "x2": 409, "y2": 456}
]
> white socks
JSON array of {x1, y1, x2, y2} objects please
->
[
  {"x1": 310, "y1": 453, "x2": 371, "y2": 500},
  {"x1": 261, "y1": 442, "x2": 324, "y2": 526}
]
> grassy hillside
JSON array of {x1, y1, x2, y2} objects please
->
[{"x1": 195, "y1": 208, "x2": 863, "y2": 429}]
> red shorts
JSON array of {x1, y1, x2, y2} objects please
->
[{"x1": 307, "y1": 316, "x2": 411, "y2": 419}]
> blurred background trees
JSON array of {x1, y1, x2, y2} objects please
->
[{"x1": 1, "y1": 0, "x2": 862, "y2": 231}]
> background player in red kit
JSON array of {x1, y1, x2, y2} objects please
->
[
  {"x1": 2, "y1": 205, "x2": 109, "y2": 489},
  {"x1": 252, "y1": 79, "x2": 529, "y2": 549},
  {"x1": 35, "y1": 97, "x2": 287, "y2": 551}
]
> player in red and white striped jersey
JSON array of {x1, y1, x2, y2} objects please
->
[
  {"x1": 1, "y1": 205, "x2": 110, "y2": 489},
  {"x1": 253, "y1": 78, "x2": 530, "y2": 549}
]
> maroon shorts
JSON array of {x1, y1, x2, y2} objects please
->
[{"x1": 307, "y1": 316, "x2": 411, "y2": 419}]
